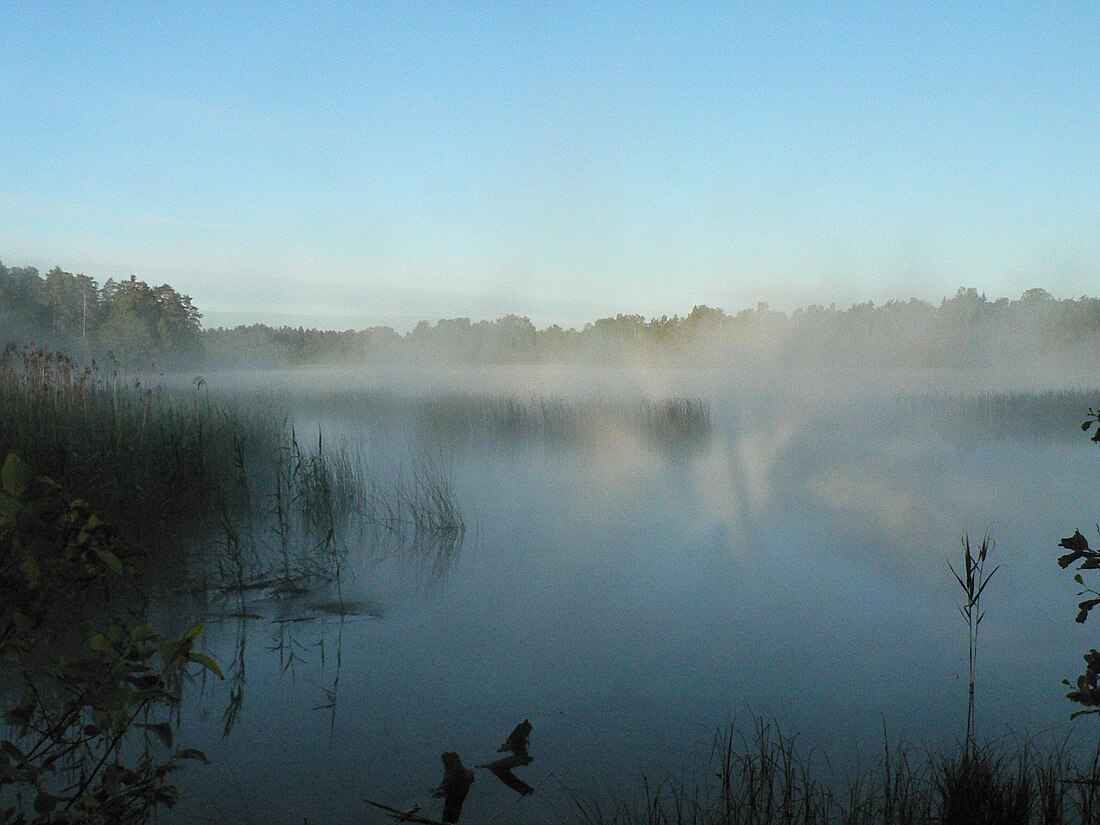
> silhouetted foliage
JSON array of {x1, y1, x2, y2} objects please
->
[
  {"x1": 0, "y1": 453, "x2": 221, "y2": 823},
  {"x1": 1058, "y1": 408, "x2": 1100, "y2": 717},
  {"x1": 948, "y1": 532, "x2": 999, "y2": 755}
]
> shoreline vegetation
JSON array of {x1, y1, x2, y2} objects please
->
[
  {"x1": 572, "y1": 720, "x2": 1100, "y2": 825},
  {"x1": 4, "y1": 261, "x2": 1100, "y2": 369},
  {"x1": 0, "y1": 344, "x2": 466, "y2": 579}
]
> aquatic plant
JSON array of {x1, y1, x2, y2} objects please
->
[
  {"x1": 0, "y1": 345, "x2": 468, "y2": 594},
  {"x1": 0, "y1": 343, "x2": 276, "y2": 541},
  {"x1": 574, "y1": 720, "x2": 1097, "y2": 825},
  {"x1": 914, "y1": 389, "x2": 1100, "y2": 443},
  {"x1": 414, "y1": 392, "x2": 711, "y2": 452},
  {"x1": 948, "y1": 531, "x2": 999, "y2": 756}
]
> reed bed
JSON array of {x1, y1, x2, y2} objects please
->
[
  {"x1": 415, "y1": 393, "x2": 712, "y2": 450},
  {"x1": 576, "y1": 721, "x2": 1100, "y2": 825},
  {"x1": 0, "y1": 343, "x2": 255, "y2": 537},
  {"x1": 913, "y1": 390, "x2": 1100, "y2": 442},
  {"x1": 0, "y1": 345, "x2": 466, "y2": 590}
]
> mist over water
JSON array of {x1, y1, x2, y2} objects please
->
[{"x1": 146, "y1": 363, "x2": 1100, "y2": 825}]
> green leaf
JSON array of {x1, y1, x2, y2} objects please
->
[
  {"x1": 106, "y1": 622, "x2": 126, "y2": 645},
  {"x1": 138, "y1": 722, "x2": 174, "y2": 748},
  {"x1": 156, "y1": 785, "x2": 182, "y2": 807},
  {"x1": 89, "y1": 633, "x2": 113, "y2": 654},
  {"x1": 177, "y1": 748, "x2": 210, "y2": 763},
  {"x1": 130, "y1": 674, "x2": 164, "y2": 692},
  {"x1": 4, "y1": 692, "x2": 35, "y2": 730},
  {"x1": 159, "y1": 639, "x2": 179, "y2": 666},
  {"x1": 1077, "y1": 598, "x2": 1100, "y2": 623},
  {"x1": 187, "y1": 652, "x2": 224, "y2": 679},
  {"x1": 0, "y1": 491, "x2": 19, "y2": 522},
  {"x1": 1, "y1": 454, "x2": 30, "y2": 498},
  {"x1": 128, "y1": 644, "x2": 157, "y2": 660},
  {"x1": 184, "y1": 623, "x2": 206, "y2": 641},
  {"x1": 130, "y1": 623, "x2": 157, "y2": 641},
  {"x1": 18, "y1": 555, "x2": 40, "y2": 589},
  {"x1": 94, "y1": 548, "x2": 124, "y2": 574}
]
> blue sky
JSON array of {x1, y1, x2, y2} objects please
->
[{"x1": 2, "y1": 3, "x2": 1097, "y2": 331}]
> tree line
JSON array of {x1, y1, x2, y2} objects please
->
[
  {"x1": 198, "y1": 287, "x2": 1100, "y2": 368},
  {"x1": 0, "y1": 262, "x2": 203, "y2": 365},
  {"x1": 4, "y1": 261, "x2": 1100, "y2": 367}
]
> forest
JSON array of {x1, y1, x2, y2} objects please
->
[{"x1": 4, "y1": 260, "x2": 1100, "y2": 368}]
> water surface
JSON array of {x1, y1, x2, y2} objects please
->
[{"x1": 163, "y1": 366, "x2": 1100, "y2": 824}]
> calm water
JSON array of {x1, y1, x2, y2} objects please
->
[{"x1": 163, "y1": 366, "x2": 1100, "y2": 824}]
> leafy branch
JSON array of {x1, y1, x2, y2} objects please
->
[
  {"x1": 1057, "y1": 407, "x2": 1100, "y2": 718},
  {"x1": 0, "y1": 453, "x2": 223, "y2": 824}
]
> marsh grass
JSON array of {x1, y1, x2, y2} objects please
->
[
  {"x1": 576, "y1": 722, "x2": 1100, "y2": 825},
  {"x1": 0, "y1": 344, "x2": 280, "y2": 541},
  {"x1": 0, "y1": 345, "x2": 466, "y2": 592},
  {"x1": 415, "y1": 393, "x2": 712, "y2": 451},
  {"x1": 914, "y1": 390, "x2": 1100, "y2": 442},
  {"x1": 212, "y1": 429, "x2": 466, "y2": 597}
]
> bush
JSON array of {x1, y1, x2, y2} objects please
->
[{"x1": 0, "y1": 453, "x2": 220, "y2": 824}]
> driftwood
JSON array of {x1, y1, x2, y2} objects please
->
[
  {"x1": 363, "y1": 799, "x2": 447, "y2": 825},
  {"x1": 497, "y1": 719, "x2": 532, "y2": 756},
  {"x1": 433, "y1": 751, "x2": 475, "y2": 823},
  {"x1": 478, "y1": 753, "x2": 534, "y2": 796},
  {"x1": 365, "y1": 721, "x2": 535, "y2": 824}
]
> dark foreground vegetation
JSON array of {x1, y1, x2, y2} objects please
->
[
  {"x1": 5, "y1": 260, "x2": 1100, "y2": 368},
  {"x1": 571, "y1": 721, "x2": 1100, "y2": 825},
  {"x1": 0, "y1": 452, "x2": 221, "y2": 823}
]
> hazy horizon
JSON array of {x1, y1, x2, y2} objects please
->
[
  {"x1": 4, "y1": 257, "x2": 1094, "y2": 336},
  {"x1": 121, "y1": 281, "x2": 1100, "y2": 335}
]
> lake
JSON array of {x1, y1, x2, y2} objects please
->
[{"x1": 160, "y1": 364, "x2": 1100, "y2": 824}]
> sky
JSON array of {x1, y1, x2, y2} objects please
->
[{"x1": 1, "y1": 2, "x2": 1098, "y2": 332}]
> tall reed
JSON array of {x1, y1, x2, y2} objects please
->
[
  {"x1": 0, "y1": 345, "x2": 467, "y2": 590},
  {"x1": 948, "y1": 531, "x2": 1000, "y2": 757},
  {"x1": 415, "y1": 392, "x2": 712, "y2": 450}
]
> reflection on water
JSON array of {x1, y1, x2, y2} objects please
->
[{"x1": 159, "y1": 370, "x2": 1100, "y2": 825}]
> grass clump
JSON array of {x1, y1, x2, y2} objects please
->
[
  {"x1": 0, "y1": 345, "x2": 466, "y2": 583},
  {"x1": 914, "y1": 390, "x2": 1100, "y2": 442},
  {"x1": 576, "y1": 721, "x2": 1100, "y2": 825},
  {"x1": 0, "y1": 343, "x2": 272, "y2": 541},
  {"x1": 415, "y1": 393, "x2": 712, "y2": 451}
]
